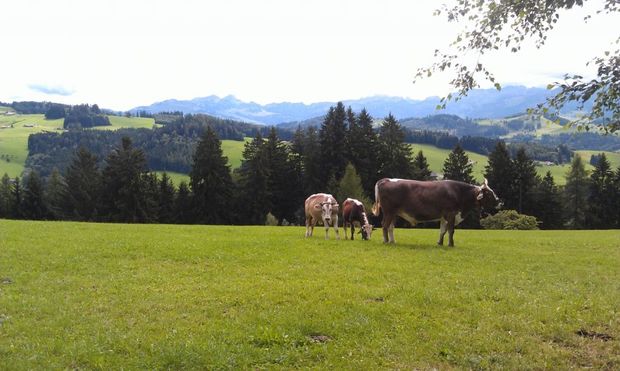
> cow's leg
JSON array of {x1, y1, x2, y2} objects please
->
[
  {"x1": 447, "y1": 215, "x2": 456, "y2": 247},
  {"x1": 309, "y1": 218, "x2": 316, "y2": 237},
  {"x1": 305, "y1": 217, "x2": 311, "y2": 237},
  {"x1": 381, "y1": 213, "x2": 396, "y2": 244},
  {"x1": 438, "y1": 218, "x2": 447, "y2": 246},
  {"x1": 323, "y1": 218, "x2": 330, "y2": 239},
  {"x1": 350, "y1": 222, "x2": 355, "y2": 240},
  {"x1": 343, "y1": 221, "x2": 349, "y2": 240},
  {"x1": 333, "y1": 215, "x2": 340, "y2": 240}
]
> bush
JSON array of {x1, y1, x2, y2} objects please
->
[
  {"x1": 265, "y1": 212, "x2": 278, "y2": 226},
  {"x1": 480, "y1": 210, "x2": 539, "y2": 230}
]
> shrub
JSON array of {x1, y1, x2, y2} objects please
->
[
  {"x1": 480, "y1": 210, "x2": 539, "y2": 230},
  {"x1": 265, "y1": 212, "x2": 278, "y2": 226}
]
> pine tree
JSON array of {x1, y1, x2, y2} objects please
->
[
  {"x1": 64, "y1": 147, "x2": 101, "y2": 221},
  {"x1": 564, "y1": 154, "x2": 589, "y2": 229},
  {"x1": 158, "y1": 172, "x2": 176, "y2": 223},
  {"x1": 411, "y1": 150, "x2": 432, "y2": 181},
  {"x1": 484, "y1": 141, "x2": 515, "y2": 209},
  {"x1": 512, "y1": 147, "x2": 539, "y2": 215},
  {"x1": 299, "y1": 126, "x2": 323, "y2": 195},
  {"x1": 378, "y1": 113, "x2": 413, "y2": 179},
  {"x1": 190, "y1": 127, "x2": 233, "y2": 224},
  {"x1": 11, "y1": 177, "x2": 22, "y2": 219},
  {"x1": 142, "y1": 172, "x2": 160, "y2": 222},
  {"x1": 347, "y1": 108, "x2": 380, "y2": 196},
  {"x1": 535, "y1": 171, "x2": 563, "y2": 229},
  {"x1": 22, "y1": 171, "x2": 48, "y2": 220},
  {"x1": 319, "y1": 102, "x2": 348, "y2": 186},
  {"x1": 174, "y1": 180, "x2": 193, "y2": 224},
  {"x1": 442, "y1": 144, "x2": 475, "y2": 184},
  {"x1": 0, "y1": 173, "x2": 13, "y2": 218},
  {"x1": 100, "y1": 137, "x2": 150, "y2": 222},
  {"x1": 44, "y1": 168, "x2": 67, "y2": 220},
  {"x1": 587, "y1": 153, "x2": 614, "y2": 228},
  {"x1": 236, "y1": 132, "x2": 271, "y2": 224},
  {"x1": 336, "y1": 163, "x2": 371, "y2": 209}
]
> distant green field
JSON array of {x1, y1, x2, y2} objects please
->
[
  {"x1": 103, "y1": 115, "x2": 157, "y2": 130},
  {"x1": 221, "y1": 137, "x2": 249, "y2": 169},
  {"x1": 1, "y1": 220, "x2": 618, "y2": 369}
]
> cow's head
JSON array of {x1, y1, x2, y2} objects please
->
[
  {"x1": 476, "y1": 178, "x2": 500, "y2": 210},
  {"x1": 315, "y1": 201, "x2": 338, "y2": 223},
  {"x1": 360, "y1": 223, "x2": 374, "y2": 240}
]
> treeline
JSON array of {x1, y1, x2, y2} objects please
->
[
  {"x1": 26, "y1": 114, "x2": 293, "y2": 177},
  {"x1": 6, "y1": 102, "x2": 620, "y2": 229}
]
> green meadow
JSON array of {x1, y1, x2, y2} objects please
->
[{"x1": 1, "y1": 220, "x2": 618, "y2": 369}]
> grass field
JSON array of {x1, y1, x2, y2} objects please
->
[{"x1": 1, "y1": 220, "x2": 618, "y2": 369}]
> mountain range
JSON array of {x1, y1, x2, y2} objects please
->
[{"x1": 131, "y1": 85, "x2": 584, "y2": 125}]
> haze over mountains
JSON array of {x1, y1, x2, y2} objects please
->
[{"x1": 130, "y1": 86, "x2": 580, "y2": 125}]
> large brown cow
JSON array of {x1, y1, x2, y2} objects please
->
[
  {"x1": 343, "y1": 198, "x2": 373, "y2": 240},
  {"x1": 372, "y1": 178, "x2": 499, "y2": 246},
  {"x1": 305, "y1": 193, "x2": 340, "y2": 239}
]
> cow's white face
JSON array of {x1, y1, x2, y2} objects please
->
[
  {"x1": 315, "y1": 201, "x2": 337, "y2": 223},
  {"x1": 361, "y1": 223, "x2": 373, "y2": 240}
]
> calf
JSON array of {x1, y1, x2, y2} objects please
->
[
  {"x1": 342, "y1": 198, "x2": 373, "y2": 240},
  {"x1": 372, "y1": 178, "x2": 499, "y2": 246},
  {"x1": 304, "y1": 193, "x2": 340, "y2": 239}
]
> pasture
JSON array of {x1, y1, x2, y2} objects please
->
[{"x1": 1, "y1": 220, "x2": 618, "y2": 369}]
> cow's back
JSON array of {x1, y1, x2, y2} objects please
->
[{"x1": 305, "y1": 193, "x2": 338, "y2": 219}]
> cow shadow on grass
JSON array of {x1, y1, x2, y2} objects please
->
[{"x1": 380, "y1": 242, "x2": 456, "y2": 251}]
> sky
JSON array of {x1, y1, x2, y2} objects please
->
[{"x1": 1, "y1": 0, "x2": 619, "y2": 111}]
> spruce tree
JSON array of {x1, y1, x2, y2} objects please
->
[
  {"x1": 378, "y1": 113, "x2": 413, "y2": 179},
  {"x1": 336, "y1": 163, "x2": 371, "y2": 208},
  {"x1": 11, "y1": 177, "x2": 22, "y2": 219},
  {"x1": 411, "y1": 150, "x2": 432, "y2": 181},
  {"x1": 22, "y1": 171, "x2": 48, "y2": 220},
  {"x1": 44, "y1": 168, "x2": 67, "y2": 220},
  {"x1": 535, "y1": 171, "x2": 563, "y2": 229},
  {"x1": 174, "y1": 180, "x2": 193, "y2": 224},
  {"x1": 587, "y1": 153, "x2": 614, "y2": 228},
  {"x1": 484, "y1": 141, "x2": 515, "y2": 209},
  {"x1": 564, "y1": 154, "x2": 589, "y2": 229},
  {"x1": 100, "y1": 137, "x2": 150, "y2": 222},
  {"x1": 64, "y1": 147, "x2": 101, "y2": 221},
  {"x1": 300, "y1": 126, "x2": 323, "y2": 195},
  {"x1": 512, "y1": 147, "x2": 539, "y2": 215},
  {"x1": 0, "y1": 173, "x2": 13, "y2": 218},
  {"x1": 442, "y1": 144, "x2": 475, "y2": 184},
  {"x1": 236, "y1": 132, "x2": 271, "y2": 224},
  {"x1": 319, "y1": 102, "x2": 348, "y2": 186},
  {"x1": 158, "y1": 172, "x2": 176, "y2": 223},
  {"x1": 190, "y1": 126, "x2": 233, "y2": 224},
  {"x1": 347, "y1": 108, "x2": 380, "y2": 196}
]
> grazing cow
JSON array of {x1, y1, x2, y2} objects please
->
[
  {"x1": 372, "y1": 178, "x2": 499, "y2": 246},
  {"x1": 343, "y1": 198, "x2": 373, "y2": 240},
  {"x1": 305, "y1": 193, "x2": 340, "y2": 239}
]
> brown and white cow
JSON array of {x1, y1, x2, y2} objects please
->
[
  {"x1": 372, "y1": 178, "x2": 499, "y2": 246},
  {"x1": 305, "y1": 193, "x2": 340, "y2": 239},
  {"x1": 343, "y1": 198, "x2": 373, "y2": 240}
]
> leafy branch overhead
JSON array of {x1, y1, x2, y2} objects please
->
[{"x1": 416, "y1": 0, "x2": 620, "y2": 133}]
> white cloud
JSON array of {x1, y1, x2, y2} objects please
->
[{"x1": 0, "y1": 0, "x2": 618, "y2": 110}]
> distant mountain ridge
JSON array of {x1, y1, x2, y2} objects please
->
[{"x1": 131, "y1": 86, "x2": 584, "y2": 125}]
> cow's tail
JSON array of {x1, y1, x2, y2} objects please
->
[{"x1": 372, "y1": 181, "x2": 381, "y2": 216}]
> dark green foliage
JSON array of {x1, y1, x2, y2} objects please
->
[
  {"x1": 319, "y1": 103, "x2": 349, "y2": 186},
  {"x1": 64, "y1": 147, "x2": 101, "y2": 221},
  {"x1": 347, "y1": 108, "x2": 380, "y2": 196},
  {"x1": 411, "y1": 150, "x2": 432, "y2": 180},
  {"x1": 336, "y1": 163, "x2": 371, "y2": 208},
  {"x1": 512, "y1": 147, "x2": 539, "y2": 215},
  {"x1": 564, "y1": 155, "x2": 589, "y2": 229},
  {"x1": 485, "y1": 141, "x2": 515, "y2": 210},
  {"x1": 44, "y1": 104, "x2": 66, "y2": 120},
  {"x1": 480, "y1": 210, "x2": 539, "y2": 230},
  {"x1": 442, "y1": 144, "x2": 475, "y2": 184},
  {"x1": 0, "y1": 173, "x2": 13, "y2": 218},
  {"x1": 294, "y1": 126, "x2": 323, "y2": 195},
  {"x1": 63, "y1": 104, "x2": 111, "y2": 129},
  {"x1": 158, "y1": 172, "x2": 176, "y2": 224},
  {"x1": 174, "y1": 181, "x2": 193, "y2": 224},
  {"x1": 534, "y1": 172, "x2": 564, "y2": 229},
  {"x1": 235, "y1": 133, "x2": 271, "y2": 224},
  {"x1": 44, "y1": 169, "x2": 67, "y2": 220},
  {"x1": 587, "y1": 153, "x2": 615, "y2": 228},
  {"x1": 11, "y1": 177, "x2": 22, "y2": 219},
  {"x1": 378, "y1": 113, "x2": 413, "y2": 179},
  {"x1": 190, "y1": 127, "x2": 233, "y2": 224},
  {"x1": 21, "y1": 171, "x2": 48, "y2": 220},
  {"x1": 100, "y1": 137, "x2": 152, "y2": 223}
]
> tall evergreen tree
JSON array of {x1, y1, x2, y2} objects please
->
[
  {"x1": 535, "y1": 171, "x2": 563, "y2": 229},
  {"x1": 174, "y1": 180, "x2": 193, "y2": 224},
  {"x1": 613, "y1": 167, "x2": 620, "y2": 228},
  {"x1": 0, "y1": 173, "x2": 13, "y2": 218},
  {"x1": 158, "y1": 172, "x2": 176, "y2": 223},
  {"x1": 11, "y1": 177, "x2": 22, "y2": 219},
  {"x1": 190, "y1": 126, "x2": 233, "y2": 224},
  {"x1": 299, "y1": 126, "x2": 323, "y2": 195},
  {"x1": 512, "y1": 147, "x2": 539, "y2": 215},
  {"x1": 142, "y1": 172, "x2": 160, "y2": 222},
  {"x1": 587, "y1": 153, "x2": 615, "y2": 228},
  {"x1": 564, "y1": 154, "x2": 589, "y2": 229},
  {"x1": 378, "y1": 113, "x2": 413, "y2": 179},
  {"x1": 484, "y1": 141, "x2": 515, "y2": 210},
  {"x1": 22, "y1": 171, "x2": 48, "y2": 220},
  {"x1": 100, "y1": 137, "x2": 150, "y2": 222},
  {"x1": 442, "y1": 144, "x2": 475, "y2": 184},
  {"x1": 44, "y1": 168, "x2": 67, "y2": 220},
  {"x1": 236, "y1": 133, "x2": 271, "y2": 224},
  {"x1": 411, "y1": 150, "x2": 432, "y2": 181},
  {"x1": 319, "y1": 102, "x2": 348, "y2": 186},
  {"x1": 347, "y1": 108, "x2": 380, "y2": 196},
  {"x1": 64, "y1": 147, "x2": 101, "y2": 221},
  {"x1": 336, "y1": 163, "x2": 371, "y2": 208}
]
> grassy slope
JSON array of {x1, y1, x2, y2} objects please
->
[{"x1": 0, "y1": 221, "x2": 618, "y2": 369}]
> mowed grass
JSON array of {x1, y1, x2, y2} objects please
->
[{"x1": 1, "y1": 220, "x2": 618, "y2": 369}]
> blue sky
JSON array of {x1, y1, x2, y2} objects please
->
[{"x1": 1, "y1": 0, "x2": 618, "y2": 110}]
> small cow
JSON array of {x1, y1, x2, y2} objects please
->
[
  {"x1": 343, "y1": 198, "x2": 373, "y2": 240},
  {"x1": 305, "y1": 193, "x2": 340, "y2": 239},
  {"x1": 372, "y1": 178, "x2": 499, "y2": 246}
]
